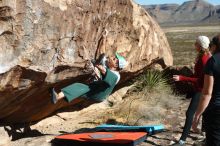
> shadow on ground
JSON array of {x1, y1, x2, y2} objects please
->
[{"x1": 3, "y1": 124, "x2": 49, "y2": 141}]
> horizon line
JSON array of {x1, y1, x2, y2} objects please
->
[{"x1": 134, "y1": 0, "x2": 220, "y2": 6}]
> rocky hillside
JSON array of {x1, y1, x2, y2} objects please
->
[
  {"x1": 143, "y1": 0, "x2": 220, "y2": 26},
  {"x1": 0, "y1": 0, "x2": 172, "y2": 123}
]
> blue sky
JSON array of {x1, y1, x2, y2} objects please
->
[{"x1": 134, "y1": 0, "x2": 220, "y2": 5}]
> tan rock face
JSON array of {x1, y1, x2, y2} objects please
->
[{"x1": 0, "y1": 0, "x2": 173, "y2": 123}]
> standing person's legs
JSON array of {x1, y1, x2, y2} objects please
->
[
  {"x1": 204, "y1": 107, "x2": 220, "y2": 146},
  {"x1": 179, "y1": 92, "x2": 201, "y2": 141}
]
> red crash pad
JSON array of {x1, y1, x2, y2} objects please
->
[{"x1": 55, "y1": 132, "x2": 147, "y2": 146}]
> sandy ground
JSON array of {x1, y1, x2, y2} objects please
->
[
  {"x1": 9, "y1": 97, "x2": 205, "y2": 146},
  {"x1": 163, "y1": 25, "x2": 220, "y2": 33}
]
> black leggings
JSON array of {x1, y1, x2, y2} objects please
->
[
  {"x1": 204, "y1": 107, "x2": 220, "y2": 146},
  {"x1": 180, "y1": 92, "x2": 201, "y2": 141}
]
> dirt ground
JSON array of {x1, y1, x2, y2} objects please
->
[{"x1": 9, "y1": 96, "x2": 205, "y2": 146}]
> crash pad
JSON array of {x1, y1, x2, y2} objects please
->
[
  {"x1": 54, "y1": 132, "x2": 147, "y2": 146},
  {"x1": 95, "y1": 124, "x2": 164, "y2": 135}
]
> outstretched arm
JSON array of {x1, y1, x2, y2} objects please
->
[{"x1": 173, "y1": 75, "x2": 198, "y2": 82}]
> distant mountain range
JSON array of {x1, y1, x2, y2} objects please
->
[{"x1": 142, "y1": 0, "x2": 220, "y2": 26}]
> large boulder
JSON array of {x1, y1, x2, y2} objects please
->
[{"x1": 0, "y1": 0, "x2": 173, "y2": 123}]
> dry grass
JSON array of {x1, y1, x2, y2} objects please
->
[
  {"x1": 111, "y1": 88, "x2": 180, "y2": 126},
  {"x1": 164, "y1": 25, "x2": 220, "y2": 65},
  {"x1": 105, "y1": 70, "x2": 181, "y2": 126}
]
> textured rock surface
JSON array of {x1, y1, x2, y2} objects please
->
[
  {"x1": 0, "y1": 0, "x2": 172, "y2": 123},
  {"x1": 0, "y1": 127, "x2": 11, "y2": 146}
]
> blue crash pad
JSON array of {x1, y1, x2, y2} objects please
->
[{"x1": 95, "y1": 124, "x2": 164, "y2": 135}]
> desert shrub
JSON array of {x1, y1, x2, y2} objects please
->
[
  {"x1": 115, "y1": 92, "x2": 181, "y2": 125},
  {"x1": 133, "y1": 70, "x2": 170, "y2": 95},
  {"x1": 111, "y1": 70, "x2": 181, "y2": 125}
]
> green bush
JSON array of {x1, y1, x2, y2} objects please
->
[{"x1": 133, "y1": 70, "x2": 170, "y2": 94}]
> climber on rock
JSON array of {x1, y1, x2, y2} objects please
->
[{"x1": 50, "y1": 52, "x2": 127, "y2": 104}]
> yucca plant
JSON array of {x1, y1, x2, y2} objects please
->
[{"x1": 134, "y1": 70, "x2": 169, "y2": 94}]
